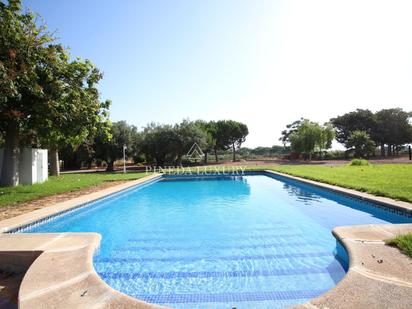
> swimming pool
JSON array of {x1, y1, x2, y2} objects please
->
[{"x1": 23, "y1": 173, "x2": 411, "y2": 308}]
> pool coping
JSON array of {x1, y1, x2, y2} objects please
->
[
  {"x1": 0, "y1": 171, "x2": 411, "y2": 308},
  {"x1": 0, "y1": 173, "x2": 162, "y2": 233}
]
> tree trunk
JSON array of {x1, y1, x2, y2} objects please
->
[
  {"x1": 204, "y1": 152, "x2": 208, "y2": 164},
  {"x1": 0, "y1": 123, "x2": 20, "y2": 186},
  {"x1": 232, "y1": 143, "x2": 236, "y2": 162},
  {"x1": 214, "y1": 148, "x2": 218, "y2": 162},
  {"x1": 49, "y1": 147, "x2": 60, "y2": 176},
  {"x1": 388, "y1": 144, "x2": 392, "y2": 156},
  {"x1": 380, "y1": 143, "x2": 385, "y2": 157},
  {"x1": 106, "y1": 160, "x2": 114, "y2": 172}
]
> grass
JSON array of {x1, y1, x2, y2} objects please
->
[
  {"x1": 248, "y1": 164, "x2": 412, "y2": 203},
  {"x1": 386, "y1": 233, "x2": 412, "y2": 258},
  {"x1": 0, "y1": 172, "x2": 147, "y2": 208}
]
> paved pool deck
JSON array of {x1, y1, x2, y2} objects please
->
[{"x1": 0, "y1": 172, "x2": 411, "y2": 308}]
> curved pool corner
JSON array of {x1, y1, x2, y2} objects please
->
[{"x1": 292, "y1": 223, "x2": 412, "y2": 309}]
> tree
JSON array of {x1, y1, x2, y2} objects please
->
[
  {"x1": 195, "y1": 120, "x2": 217, "y2": 164},
  {"x1": 375, "y1": 108, "x2": 412, "y2": 156},
  {"x1": 140, "y1": 123, "x2": 179, "y2": 166},
  {"x1": 346, "y1": 130, "x2": 376, "y2": 158},
  {"x1": 0, "y1": 0, "x2": 55, "y2": 185},
  {"x1": 330, "y1": 109, "x2": 378, "y2": 147},
  {"x1": 0, "y1": 0, "x2": 110, "y2": 184},
  {"x1": 316, "y1": 123, "x2": 335, "y2": 158},
  {"x1": 214, "y1": 120, "x2": 249, "y2": 162},
  {"x1": 37, "y1": 55, "x2": 111, "y2": 176},
  {"x1": 173, "y1": 120, "x2": 207, "y2": 165},
  {"x1": 281, "y1": 120, "x2": 333, "y2": 160},
  {"x1": 94, "y1": 121, "x2": 136, "y2": 171},
  {"x1": 289, "y1": 120, "x2": 322, "y2": 160},
  {"x1": 279, "y1": 118, "x2": 304, "y2": 145}
]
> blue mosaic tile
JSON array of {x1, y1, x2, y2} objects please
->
[
  {"x1": 100, "y1": 264, "x2": 343, "y2": 280},
  {"x1": 136, "y1": 289, "x2": 329, "y2": 303}
]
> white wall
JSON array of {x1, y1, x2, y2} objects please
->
[{"x1": 0, "y1": 148, "x2": 48, "y2": 185}]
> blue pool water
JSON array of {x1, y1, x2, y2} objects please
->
[{"x1": 24, "y1": 174, "x2": 411, "y2": 308}]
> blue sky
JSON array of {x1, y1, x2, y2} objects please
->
[{"x1": 23, "y1": 0, "x2": 412, "y2": 147}]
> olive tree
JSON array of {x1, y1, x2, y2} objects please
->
[{"x1": 94, "y1": 121, "x2": 137, "y2": 172}]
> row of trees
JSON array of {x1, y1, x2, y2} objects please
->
[
  {"x1": 0, "y1": 1, "x2": 111, "y2": 185},
  {"x1": 63, "y1": 120, "x2": 249, "y2": 171},
  {"x1": 331, "y1": 108, "x2": 412, "y2": 156},
  {"x1": 280, "y1": 108, "x2": 412, "y2": 159}
]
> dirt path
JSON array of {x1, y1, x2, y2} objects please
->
[{"x1": 0, "y1": 180, "x2": 129, "y2": 221}]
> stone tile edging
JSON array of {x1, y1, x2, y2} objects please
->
[
  {"x1": 292, "y1": 224, "x2": 412, "y2": 309},
  {"x1": 263, "y1": 169, "x2": 412, "y2": 215},
  {"x1": 0, "y1": 173, "x2": 162, "y2": 234},
  {"x1": 0, "y1": 233, "x2": 165, "y2": 309}
]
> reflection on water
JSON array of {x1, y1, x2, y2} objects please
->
[{"x1": 283, "y1": 183, "x2": 322, "y2": 205}]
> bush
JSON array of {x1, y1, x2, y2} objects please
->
[{"x1": 349, "y1": 159, "x2": 370, "y2": 166}]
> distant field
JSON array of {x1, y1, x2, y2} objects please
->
[
  {"x1": 0, "y1": 172, "x2": 147, "y2": 208},
  {"x1": 258, "y1": 164, "x2": 412, "y2": 203}
]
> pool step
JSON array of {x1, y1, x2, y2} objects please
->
[
  {"x1": 95, "y1": 251, "x2": 332, "y2": 263},
  {"x1": 99, "y1": 263, "x2": 344, "y2": 279},
  {"x1": 135, "y1": 289, "x2": 329, "y2": 304}
]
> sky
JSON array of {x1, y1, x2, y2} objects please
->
[{"x1": 23, "y1": 0, "x2": 412, "y2": 148}]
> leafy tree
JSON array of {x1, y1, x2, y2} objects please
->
[
  {"x1": 330, "y1": 109, "x2": 378, "y2": 147},
  {"x1": 316, "y1": 123, "x2": 335, "y2": 158},
  {"x1": 375, "y1": 108, "x2": 412, "y2": 156},
  {"x1": 174, "y1": 120, "x2": 207, "y2": 165},
  {"x1": 279, "y1": 118, "x2": 304, "y2": 145},
  {"x1": 289, "y1": 120, "x2": 322, "y2": 160},
  {"x1": 214, "y1": 120, "x2": 249, "y2": 162},
  {"x1": 0, "y1": 0, "x2": 110, "y2": 184},
  {"x1": 195, "y1": 120, "x2": 217, "y2": 164},
  {"x1": 94, "y1": 121, "x2": 136, "y2": 171},
  {"x1": 346, "y1": 130, "x2": 376, "y2": 158},
  {"x1": 0, "y1": 0, "x2": 55, "y2": 185},
  {"x1": 37, "y1": 55, "x2": 111, "y2": 176},
  {"x1": 140, "y1": 123, "x2": 179, "y2": 166},
  {"x1": 281, "y1": 120, "x2": 333, "y2": 160},
  {"x1": 59, "y1": 141, "x2": 95, "y2": 170}
]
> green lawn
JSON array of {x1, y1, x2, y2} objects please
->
[
  {"x1": 0, "y1": 172, "x2": 147, "y2": 208},
  {"x1": 257, "y1": 164, "x2": 412, "y2": 203},
  {"x1": 386, "y1": 232, "x2": 412, "y2": 258}
]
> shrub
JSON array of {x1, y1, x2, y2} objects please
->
[{"x1": 349, "y1": 159, "x2": 370, "y2": 166}]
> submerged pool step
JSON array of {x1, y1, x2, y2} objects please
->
[
  {"x1": 136, "y1": 288, "x2": 329, "y2": 304},
  {"x1": 126, "y1": 233, "x2": 307, "y2": 243},
  {"x1": 117, "y1": 240, "x2": 320, "y2": 252},
  {"x1": 99, "y1": 263, "x2": 343, "y2": 280},
  {"x1": 103, "y1": 270, "x2": 341, "y2": 298},
  {"x1": 95, "y1": 251, "x2": 332, "y2": 263},
  {"x1": 108, "y1": 243, "x2": 327, "y2": 259},
  {"x1": 132, "y1": 224, "x2": 296, "y2": 235}
]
